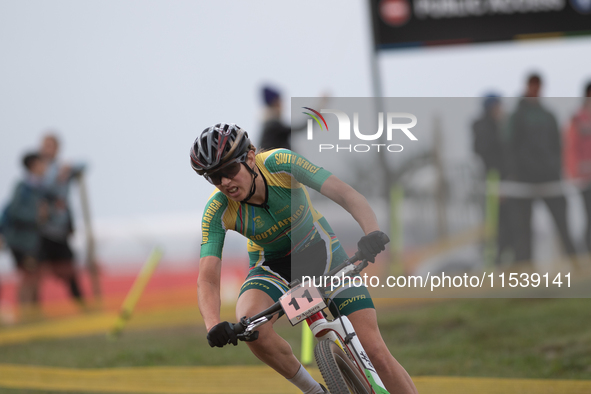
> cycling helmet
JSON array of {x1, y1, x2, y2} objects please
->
[{"x1": 190, "y1": 123, "x2": 252, "y2": 175}]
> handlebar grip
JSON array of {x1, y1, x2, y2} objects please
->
[
  {"x1": 233, "y1": 321, "x2": 245, "y2": 335},
  {"x1": 232, "y1": 318, "x2": 259, "y2": 343}
]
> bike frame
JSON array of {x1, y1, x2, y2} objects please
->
[
  {"x1": 306, "y1": 312, "x2": 389, "y2": 394},
  {"x1": 235, "y1": 253, "x2": 391, "y2": 394}
]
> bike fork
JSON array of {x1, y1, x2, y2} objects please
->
[{"x1": 305, "y1": 312, "x2": 389, "y2": 394}]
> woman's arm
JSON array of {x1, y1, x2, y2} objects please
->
[
  {"x1": 197, "y1": 255, "x2": 223, "y2": 331},
  {"x1": 319, "y1": 175, "x2": 380, "y2": 235}
]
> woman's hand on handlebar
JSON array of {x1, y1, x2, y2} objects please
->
[
  {"x1": 357, "y1": 231, "x2": 389, "y2": 263},
  {"x1": 207, "y1": 321, "x2": 238, "y2": 347}
]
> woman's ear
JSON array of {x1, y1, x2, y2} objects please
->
[{"x1": 246, "y1": 149, "x2": 256, "y2": 166}]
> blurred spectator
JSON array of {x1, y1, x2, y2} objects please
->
[
  {"x1": 473, "y1": 94, "x2": 505, "y2": 174},
  {"x1": 507, "y1": 74, "x2": 577, "y2": 264},
  {"x1": 472, "y1": 94, "x2": 515, "y2": 264},
  {"x1": 0, "y1": 205, "x2": 6, "y2": 305},
  {"x1": 258, "y1": 85, "x2": 328, "y2": 150},
  {"x1": 0, "y1": 204, "x2": 7, "y2": 310},
  {"x1": 564, "y1": 81, "x2": 591, "y2": 253},
  {"x1": 39, "y1": 133, "x2": 85, "y2": 306},
  {"x1": 2, "y1": 153, "x2": 46, "y2": 315},
  {"x1": 259, "y1": 85, "x2": 301, "y2": 150}
]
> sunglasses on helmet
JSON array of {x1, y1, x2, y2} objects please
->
[{"x1": 203, "y1": 153, "x2": 248, "y2": 186}]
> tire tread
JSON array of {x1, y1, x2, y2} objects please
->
[{"x1": 314, "y1": 339, "x2": 371, "y2": 394}]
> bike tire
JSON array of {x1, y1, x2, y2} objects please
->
[{"x1": 314, "y1": 339, "x2": 372, "y2": 394}]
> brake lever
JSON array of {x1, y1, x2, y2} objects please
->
[
  {"x1": 234, "y1": 316, "x2": 262, "y2": 342},
  {"x1": 238, "y1": 331, "x2": 259, "y2": 342},
  {"x1": 349, "y1": 259, "x2": 369, "y2": 276}
]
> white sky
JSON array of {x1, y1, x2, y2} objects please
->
[{"x1": 1, "y1": 0, "x2": 590, "y2": 230}]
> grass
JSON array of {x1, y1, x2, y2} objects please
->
[
  {"x1": 378, "y1": 298, "x2": 591, "y2": 379},
  {"x1": 0, "y1": 298, "x2": 590, "y2": 380}
]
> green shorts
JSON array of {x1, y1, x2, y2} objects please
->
[{"x1": 239, "y1": 244, "x2": 374, "y2": 317}]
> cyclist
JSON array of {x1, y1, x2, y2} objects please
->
[{"x1": 193, "y1": 123, "x2": 417, "y2": 394}]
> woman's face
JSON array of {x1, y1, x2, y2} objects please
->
[{"x1": 214, "y1": 150, "x2": 256, "y2": 202}]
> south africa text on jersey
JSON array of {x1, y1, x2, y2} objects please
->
[
  {"x1": 275, "y1": 152, "x2": 321, "y2": 174},
  {"x1": 201, "y1": 199, "x2": 223, "y2": 243},
  {"x1": 249, "y1": 205, "x2": 305, "y2": 241}
]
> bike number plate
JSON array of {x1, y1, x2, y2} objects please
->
[{"x1": 279, "y1": 284, "x2": 326, "y2": 326}]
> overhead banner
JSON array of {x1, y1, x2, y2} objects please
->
[{"x1": 370, "y1": 0, "x2": 591, "y2": 50}]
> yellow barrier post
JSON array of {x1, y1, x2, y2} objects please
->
[
  {"x1": 389, "y1": 184, "x2": 404, "y2": 277},
  {"x1": 108, "y1": 247, "x2": 163, "y2": 339},
  {"x1": 301, "y1": 321, "x2": 314, "y2": 365},
  {"x1": 484, "y1": 170, "x2": 500, "y2": 269}
]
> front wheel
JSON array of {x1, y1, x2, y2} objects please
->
[{"x1": 314, "y1": 339, "x2": 372, "y2": 394}]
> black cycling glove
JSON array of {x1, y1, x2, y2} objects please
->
[
  {"x1": 357, "y1": 231, "x2": 388, "y2": 263},
  {"x1": 207, "y1": 321, "x2": 238, "y2": 348}
]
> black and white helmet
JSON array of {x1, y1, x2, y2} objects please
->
[{"x1": 190, "y1": 123, "x2": 252, "y2": 175}]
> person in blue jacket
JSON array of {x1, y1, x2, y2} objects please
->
[{"x1": 3, "y1": 153, "x2": 47, "y2": 314}]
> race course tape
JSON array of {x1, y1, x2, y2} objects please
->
[
  {"x1": 0, "y1": 305, "x2": 207, "y2": 346},
  {"x1": 0, "y1": 364, "x2": 590, "y2": 394}
]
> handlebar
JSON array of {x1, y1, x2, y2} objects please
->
[
  {"x1": 230, "y1": 233, "x2": 390, "y2": 344},
  {"x1": 232, "y1": 302, "x2": 283, "y2": 342}
]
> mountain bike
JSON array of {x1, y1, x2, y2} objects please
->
[{"x1": 232, "y1": 236, "x2": 391, "y2": 394}]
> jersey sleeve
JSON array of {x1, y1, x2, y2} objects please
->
[
  {"x1": 264, "y1": 149, "x2": 332, "y2": 192},
  {"x1": 200, "y1": 192, "x2": 229, "y2": 259}
]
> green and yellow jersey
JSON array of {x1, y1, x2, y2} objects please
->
[
  {"x1": 200, "y1": 149, "x2": 342, "y2": 268},
  {"x1": 200, "y1": 148, "x2": 375, "y2": 316}
]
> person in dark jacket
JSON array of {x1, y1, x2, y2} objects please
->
[
  {"x1": 258, "y1": 85, "x2": 305, "y2": 150},
  {"x1": 472, "y1": 94, "x2": 515, "y2": 264},
  {"x1": 3, "y1": 153, "x2": 47, "y2": 314},
  {"x1": 39, "y1": 133, "x2": 85, "y2": 305},
  {"x1": 258, "y1": 85, "x2": 329, "y2": 151},
  {"x1": 473, "y1": 94, "x2": 505, "y2": 175},
  {"x1": 507, "y1": 74, "x2": 577, "y2": 264}
]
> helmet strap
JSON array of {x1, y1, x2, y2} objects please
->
[{"x1": 241, "y1": 162, "x2": 258, "y2": 203}]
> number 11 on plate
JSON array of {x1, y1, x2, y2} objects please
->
[{"x1": 279, "y1": 284, "x2": 326, "y2": 326}]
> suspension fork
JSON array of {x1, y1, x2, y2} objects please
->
[{"x1": 305, "y1": 312, "x2": 388, "y2": 393}]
